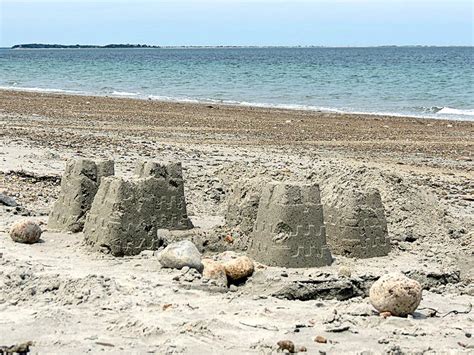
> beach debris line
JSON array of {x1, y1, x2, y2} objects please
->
[
  {"x1": 248, "y1": 182, "x2": 333, "y2": 267},
  {"x1": 9, "y1": 220, "x2": 42, "y2": 244},
  {"x1": 3, "y1": 169, "x2": 61, "y2": 184},
  {"x1": 48, "y1": 158, "x2": 114, "y2": 232},
  {"x1": 369, "y1": 272, "x2": 423, "y2": 317}
]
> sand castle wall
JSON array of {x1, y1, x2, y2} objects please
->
[
  {"x1": 228, "y1": 178, "x2": 391, "y2": 262},
  {"x1": 324, "y1": 187, "x2": 391, "y2": 258},
  {"x1": 83, "y1": 161, "x2": 193, "y2": 256},
  {"x1": 247, "y1": 182, "x2": 333, "y2": 267}
]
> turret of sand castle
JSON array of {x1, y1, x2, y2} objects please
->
[
  {"x1": 48, "y1": 158, "x2": 114, "y2": 232},
  {"x1": 324, "y1": 187, "x2": 391, "y2": 258},
  {"x1": 83, "y1": 161, "x2": 193, "y2": 256},
  {"x1": 248, "y1": 182, "x2": 333, "y2": 267}
]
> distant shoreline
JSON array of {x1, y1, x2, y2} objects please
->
[
  {"x1": 8, "y1": 44, "x2": 474, "y2": 49},
  {"x1": 11, "y1": 43, "x2": 161, "y2": 49}
]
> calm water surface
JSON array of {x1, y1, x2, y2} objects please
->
[{"x1": 0, "y1": 47, "x2": 472, "y2": 120}]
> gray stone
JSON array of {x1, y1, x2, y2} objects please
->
[
  {"x1": 248, "y1": 182, "x2": 332, "y2": 268},
  {"x1": 158, "y1": 240, "x2": 203, "y2": 271},
  {"x1": 0, "y1": 193, "x2": 18, "y2": 207},
  {"x1": 225, "y1": 177, "x2": 268, "y2": 235},
  {"x1": 83, "y1": 162, "x2": 193, "y2": 256},
  {"x1": 269, "y1": 274, "x2": 379, "y2": 301},
  {"x1": 154, "y1": 228, "x2": 208, "y2": 254},
  {"x1": 324, "y1": 187, "x2": 391, "y2": 258},
  {"x1": 48, "y1": 158, "x2": 114, "y2": 232}
]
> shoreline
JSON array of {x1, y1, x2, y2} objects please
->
[
  {"x1": 1, "y1": 89, "x2": 473, "y2": 162},
  {"x1": 1, "y1": 87, "x2": 472, "y2": 122}
]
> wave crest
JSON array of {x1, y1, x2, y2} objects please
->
[{"x1": 437, "y1": 107, "x2": 474, "y2": 116}]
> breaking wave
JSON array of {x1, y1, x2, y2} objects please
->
[{"x1": 436, "y1": 107, "x2": 474, "y2": 117}]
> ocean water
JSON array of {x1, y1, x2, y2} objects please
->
[{"x1": 0, "y1": 47, "x2": 473, "y2": 120}]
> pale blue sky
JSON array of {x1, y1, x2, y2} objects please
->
[{"x1": 1, "y1": 0, "x2": 472, "y2": 47}]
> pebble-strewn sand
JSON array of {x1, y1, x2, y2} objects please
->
[
  {"x1": 1, "y1": 90, "x2": 473, "y2": 158},
  {"x1": 0, "y1": 90, "x2": 473, "y2": 354}
]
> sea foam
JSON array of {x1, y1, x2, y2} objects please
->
[
  {"x1": 437, "y1": 107, "x2": 474, "y2": 117},
  {"x1": 0, "y1": 86, "x2": 84, "y2": 94},
  {"x1": 111, "y1": 91, "x2": 140, "y2": 96}
]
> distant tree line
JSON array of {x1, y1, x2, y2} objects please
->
[{"x1": 11, "y1": 43, "x2": 161, "y2": 49}]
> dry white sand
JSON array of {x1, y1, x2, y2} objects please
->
[{"x1": 0, "y1": 93, "x2": 473, "y2": 353}]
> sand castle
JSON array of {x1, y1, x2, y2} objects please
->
[
  {"x1": 49, "y1": 158, "x2": 390, "y2": 262},
  {"x1": 48, "y1": 158, "x2": 114, "y2": 232},
  {"x1": 324, "y1": 187, "x2": 391, "y2": 258},
  {"x1": 227, "y1": 179, "x2": 391, "y2": 261},
  {"x1": 83, "y1": 161, "x2": 193, "y2": 256},
  {"x1": 247, "y1": 182, "x2": 333, "y2": 267}
]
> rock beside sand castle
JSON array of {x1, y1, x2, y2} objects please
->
[
  {"x1": 201, "y1": 259, "x2": 228, "y2": 285},
  {"x1": 9, "y1": 220, "x2": 42, "y2": 244},
  {"x1": 158, "y1": 240, "x2": 203, "y2": 272},
  {"x1": 223, "y1": 256, "x2": 255, "y2": 283},
  {"x1": 369, "y1": 272, "x2": 422, "y2": 317}
]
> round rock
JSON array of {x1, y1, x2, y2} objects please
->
[
  {"x1": 202, "y1": 259, "x2": 228, "y2": 286},
  {"x1": 223, "y1": 256, "x2": 254, "y2": 283},
  {"x1": 158, "y1": 240, "x2": 203, "y2": 272},
  {"x1": 9, "y1": 220, "x2": 42, "y2": 244},
  {"x1": 369, "y1": 272, "x2": 422, "y2": 317}
]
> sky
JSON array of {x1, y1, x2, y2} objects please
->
[{"x1": 0, "y1": 0, "x2": 472, "y2": 47}]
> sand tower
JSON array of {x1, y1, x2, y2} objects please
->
[
  {"x1": 48, "y1": 158, "x2": 114, "y2": 232},
  {"x1": 324, "y1": 187, "x2": 391, "y2": 258},
  {"x1": 83, "y1": 161, "x2": 193, "y2": 256},
  {"x1": 248, "y1": 182, "x2": 332, "y2": 267}
]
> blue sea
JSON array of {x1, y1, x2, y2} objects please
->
[{"x1": 0, "y1": 47, "x2": 473, "y2": 120}]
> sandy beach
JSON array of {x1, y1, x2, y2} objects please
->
[{"x1": 1, "y1": 89, "x2": 473, "y2": 354}]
